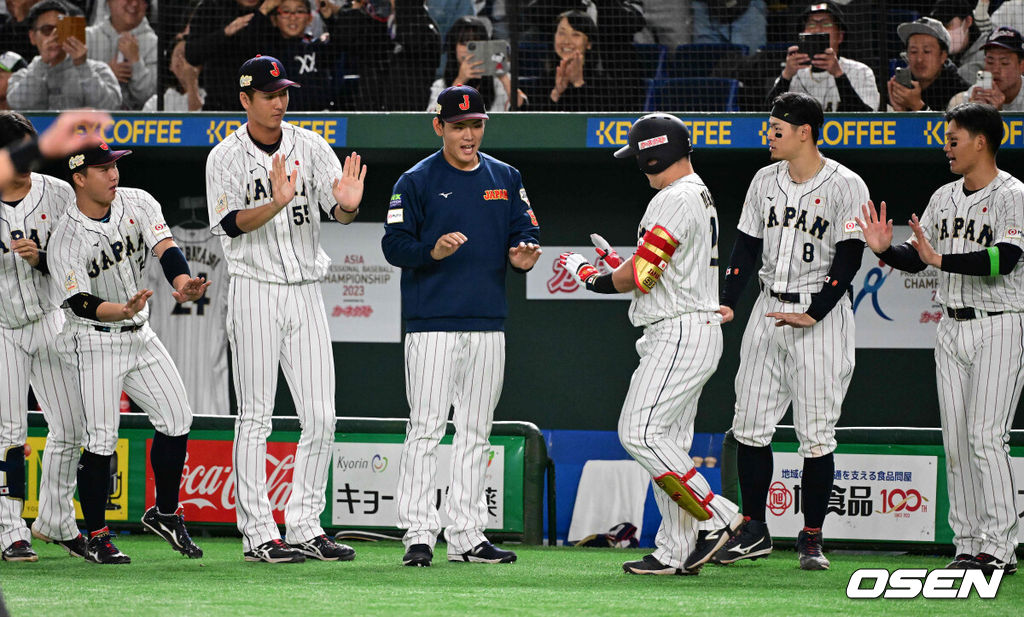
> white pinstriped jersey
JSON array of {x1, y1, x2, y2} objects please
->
[
  {"x1": 48, "y1": 187, "x2": 173, "y2": 327},
  {"x1": 738, "y1": 158, "x2": 868, "y2": 294},
  {"x1": 0, "y1": 173, "x2": 75, "y2": 328},
  {"x1": 917, "y1": 170, "x2": 1024, "y2": 311},
  {"x1": 144, "y1": 225, "x2": 230, "y2": 414},
  {"x1": 206, "y1": 123, "x2": 343, "y2": 284},
  {"x1": 629, "y1": 173, "x2": 720, "y2": 327},
  {"x1": 783, "y1": 57, "x2": 879, "y2": 111}
]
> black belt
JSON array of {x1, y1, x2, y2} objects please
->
[
  {"x1": 946, "y1": 307, "x2": 1003, "y2": 321},
  {"x1": 760, "y1": 281, "x2": 852, "y2": 304},
  {"x1": 93, "y1": 324, "x2": 142, "y2": 333}
]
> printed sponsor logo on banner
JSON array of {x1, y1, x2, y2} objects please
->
[
  {"x1": 146, "y1": 439, "x2": 297, "y2": 523},
  {"x1": 846, "y1": 569, "x2": 1003, "y2": 599}
]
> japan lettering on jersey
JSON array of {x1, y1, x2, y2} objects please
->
[
  {"x1": 737, "y1": 158, "x2": 868, "y2": 294},
  {"x1": 918, "y1": 170, "x2": 1024, "y2": 311},
  {"x1": 206, "y1": 123, "x2": 343, "y2": 284},
  {"x1": 629, "y1": 174, "x2": 720, "y2": 327},
  {"x1": 48, "y1": 187, "x2": 173, "y2": 327},
  {"x1": 0, "y1": 173, "x2": 75, "y2": 328}
]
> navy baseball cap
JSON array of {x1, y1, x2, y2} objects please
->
[
  {"x1": 435, "y1": 85, "x2": 489, "y2": 123},
  {"x1": 238, "y1": 55, "x2": 300, "y2": 93},
  {"x1": 68, "y1": 142, "x2": 131, "y2": 172},
  {"x1": 983, "y1": 27, "x2": 1024, "y2": 56}
]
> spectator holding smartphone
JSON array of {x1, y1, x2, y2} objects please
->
[
  {"x1": 948, "y1": 27, "x2": 1024, "y2": 111},
  {"x1": 7, "y1": 0, "x2": 122, "y2": 110},
  {"x1": 888, "y1": 16, "x2": 970, "y2": 111},
  {"x1": 765, "y1": 1, "x2": 878, "y2": 111},
  {"x1": 933, "y1": 0, "x2": 994, "y2": 85},
  {"x1": 426, "y1": 15, "x2": 524, "y2": 111}
]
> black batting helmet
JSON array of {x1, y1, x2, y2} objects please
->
[{"x1": 613, "y1": 113, "x2": 692, "y2": 174}]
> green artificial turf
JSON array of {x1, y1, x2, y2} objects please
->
[{"x1": 0, "y1": 537, "x2": 1019, "y2": 617}]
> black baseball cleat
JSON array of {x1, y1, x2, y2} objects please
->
[
  {"x1": 684, "y1": 512, "x2": 744, "y2": 573},
  {"x1": 711, "y1": 517, "x2": 773, "y2": 564},
  {"x1": 796, "y1": 529, "x2": 830, "y2": 570},
  {"x1": 448, "y1": 541, "x2": 517, "y2": 563},
  {"x1": 290, "y1": 534, "x2": 355, "y2": 561},
  {"x1": 85, "y1": 529, "x2": 131, "y2": 564},
  {"x1": 623, "y1": 554, "x2": 695, "y2": 576},
  {"x1": 31, "y1": 526, "x2": 87, "y2": 559},
  {"x1": 141, "y1": 505, "x2": 203, "y2": 558},
  {"x1": 946, "y1": 553, "x2": 975, "y2": 568},
  {"x1": 244, "y1": 539, "x2": 306, "y2": 563},
  {"x1": 403, "y1": 543, "x2": 433, "y2": 567},
  {"x1": 964, "y1": 553, "x2": 1017, "y2": 575},
  {"x1": 2, "y1": 540, "x2": 38, "y2": 562}
]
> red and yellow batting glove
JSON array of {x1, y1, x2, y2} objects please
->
[{"x1": 559, "y1": 252, "x2": 600, "y2": 287}]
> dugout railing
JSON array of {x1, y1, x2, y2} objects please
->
[{"x1": 23, "y1": 411, "x2": 554, "y2": 545}]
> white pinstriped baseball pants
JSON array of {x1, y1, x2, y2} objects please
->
[
  {"x1": 936, "y1": 312, "x2": 1024, "y2": 562},
  {"x1": 1, "y1": 310, "x2": 84, "y2": 548},
  {"x1": 57, "y1": 321, "x2": 192, "y2": 457},
  {"x1": 227, "y1": 278, "x2": 335, "y2": 551},
  {"x1": 396, "y1": 331, "x2": 504, "y2": 555},
  {"x1": 618, "y1": 315, "x2": 739, "y2": 568},
  {"x1": 732, "y1": 292, "x2": 855, "y2": 458}
]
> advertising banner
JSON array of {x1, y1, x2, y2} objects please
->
[
  {"x1": 331, "y1": 442, "x2": 505, "y2": 529},
  {"x1": 319, "y1": 223, "x2": 401, "y2": 342},
  {"x1": 23, "y1": 436, "x2": 130, "y2": 521},
  {"x1": 767, "y1": 452, "x2": 938, "y2": 541},
  {"x1": 851, "y1": 226, "x2": 941, "y2": 349}
]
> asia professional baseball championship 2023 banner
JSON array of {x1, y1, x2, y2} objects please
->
[
  {"x1": 850, "y1": 226, "x2": 941, "y2": 349},
  {"x1": 319, "y1": 222, "x2": 401, "y2": 343}
]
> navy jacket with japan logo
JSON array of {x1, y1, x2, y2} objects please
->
[{"x1": 381, "y1": 150, "x2": 540, "y2": 333}]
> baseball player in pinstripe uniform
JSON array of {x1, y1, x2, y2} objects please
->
[
  {"x1": 382, "y1": 85, "x2": 541, "y2": 567},
  {"x1": 859, "y1": 102, "x2": 1020, "y2": 576},
  {"x1": 0, "y1": 111, "x2": 87, "y2": 562},
  {"x1": 712, "y1": 93, "x2": 868, "y2": 571},
  {"x1": 144, "y1": 224, "x2": 230, "y2": 415},
  {"x1": 205, "y1": 55, "x2": 364, "y2": 563},
  {"x1": 559, "y1": 114, "x2": 742, "y2": 576},
  {"x1": 48, "y1": 142, "x2": 207, "y2": 564}
]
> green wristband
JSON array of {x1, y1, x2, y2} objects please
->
[{"x1": 988, "y1": 246, "x2": 1000, "y2": 277}]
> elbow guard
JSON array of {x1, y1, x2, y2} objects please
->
[
  {"x1": 65, "y1": 292, "x2": 104, "y2": 320},
  {"x1": 633, "y1": 225, "x2": 678, "y2": 294}
]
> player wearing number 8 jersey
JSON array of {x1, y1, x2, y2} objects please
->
[
  {"x1": 713, "y1": 93, "x2": 869, "y2": 571},
  {"x1": 559, "y1": 114, "x2": 742, "y2": 575},
  {"x1": 205, "y1": 55, "x2": 365, "y2": 563}
]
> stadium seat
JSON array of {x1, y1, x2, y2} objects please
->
[
  {"x1": 667, "y1": 43, "x2": 750, "y2": 79},
  {"x1": 630, "y1": 43, "x2": 668, "y2": 80},
  {"x1": 516, "y1": 41, "x2": 551, "y2": 78},
  {"x1": 643, "y1": 77, "x2": 740, "y2": 112}
]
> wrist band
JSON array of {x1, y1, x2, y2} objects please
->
[
  {"x1": 7, "y1": 138, "x2": 42, "y2": 174},
  {"x1": 338, "y1": 204, "x2": 359, "y2": 214}
]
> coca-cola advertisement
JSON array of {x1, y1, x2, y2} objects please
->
[{"x1": 145, "y1": 439, "x2": 298, "y2": 523}]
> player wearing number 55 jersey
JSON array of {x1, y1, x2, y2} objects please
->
[
  {"x1": 559, "y1": 114, "x2": 742, "y2": 576},
  {"x1": 713, "y1": 93, "x2": 868, "y2": 571},
  {"x1": 206, "y1": 55, "x2": 365, "y2": 564},
  {"x1": 48, "y1": 142, "x2": 209, "y2": 564},
  {"x1": 859, "y1": 103, "x2": 1021, "y2": 576}
]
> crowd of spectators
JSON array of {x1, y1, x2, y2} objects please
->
[{"x1": 1, "y1": 0, "x2": 1023, "y2": 113}]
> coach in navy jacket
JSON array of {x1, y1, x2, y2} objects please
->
[{"x1": 381, "y1": 85, "x2": 540, "y2": 567}]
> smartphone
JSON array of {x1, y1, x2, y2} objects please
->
[
  {"x1": 56, "y1": 15, "x2": 86, "y2": 45},
  {"x1": 977, "y1": 70, "x2": 993, "y2": 89},
  {"x1": 797, "y1": 32, "x2": 829, "y2": 62},
  {"x1": 894, "y1": 66, "x2": 914, "y2": 88},
  {"x1": 466, "y1": 39, "x2": 510, "y2": 77}
]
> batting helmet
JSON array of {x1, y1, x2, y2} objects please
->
[{"x1": 613, "y1": 113, "x2": 692, "y2": 175}]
